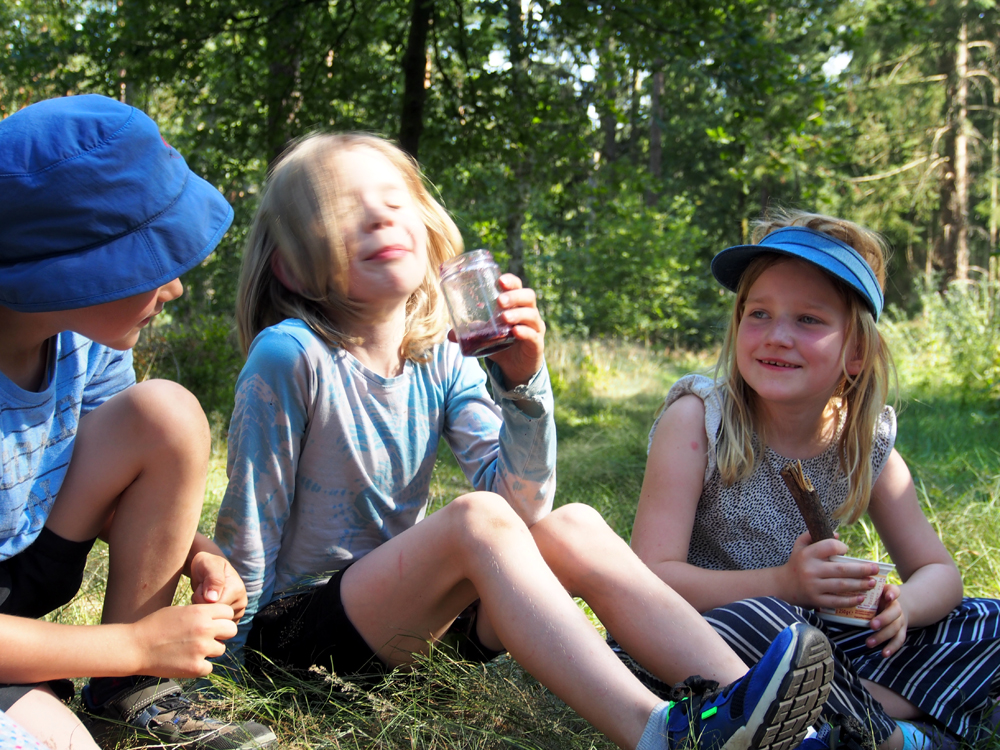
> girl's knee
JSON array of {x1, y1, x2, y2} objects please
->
[
  {"x1": 530, "y1": 504, "x2": 621, "y2": 587},
  {"x1": 532, "y1": 503, "x2": 610, "y2": 555},
  {"x1": 443, "y1": 492, "x2": 531, "y2": 547}
]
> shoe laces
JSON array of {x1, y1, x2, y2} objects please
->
[
  {"x1": 146, "y1": 693, "x2": 219, "y2": 729},
  {"x1": 666, "y1": 675, "x2": 725, "y2": 728}
]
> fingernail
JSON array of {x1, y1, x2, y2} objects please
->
[
  {"x1": 206, "y1": 590, "x2": 219, "y2": 602},
  {"x1": 498, "y1": 294, "x2": 508, "y2": 305}
]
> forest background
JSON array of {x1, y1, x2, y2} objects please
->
[
  {"x1": 5, "y1": 0, "x2": 1000, "y2": 423},
  {"x1": 6, "y1": 2, "x2": 1000, "y2": 747}
]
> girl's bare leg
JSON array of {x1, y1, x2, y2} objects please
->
[
  {"x1": 43, "y1": 379, "x2": 209, "y2": 624},
  {"x1": 6, "y1": 686, "x2": 101, "y2": 750},
  {"x1": 863, "y1": 681, "x2": 922, "y2": 720},
  {"x1": 529, "y1": 504, "x2": 753, "y2": 685},
  {"x1": 340, "y1": 492, "x2": 672, "y2": 749}
]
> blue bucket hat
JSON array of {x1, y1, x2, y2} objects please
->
[
  {"x1": 0, "y1": 94, "x2": 233, "y2": 312},
  {"x1": 711, "y1": 225, "x2": 884, "y2": 320}
]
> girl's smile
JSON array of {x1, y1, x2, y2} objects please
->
[{"x1": 365, "y1": 244, "x2": 410, "y2": 262}]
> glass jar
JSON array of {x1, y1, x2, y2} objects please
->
[{"x1": 439, "y1": 250, "x2": 516, "y2": 357}]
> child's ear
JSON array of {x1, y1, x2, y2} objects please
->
[
  {"x1": 845, "y1": 337, "x2": 864, "y2": 377},
  {"x1": 271, "y1": 251, "x2": 307, "y2": 295}
]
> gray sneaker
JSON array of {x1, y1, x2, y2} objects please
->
[{"x1": 83, "y1": 677, "x2": 277, "y2": 749}]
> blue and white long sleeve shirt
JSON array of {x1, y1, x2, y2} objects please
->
[{"x1": 215, "y1": 318, "x2": 556, "y2": 656}]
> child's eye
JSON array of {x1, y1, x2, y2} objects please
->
[
  {"x1": 747, "y1": 309, "x2": 769, "y2": 320},
  {"x1": 800, "y1": 315, "x2": 822, "y2": 325},
  {"x1": 384, "y1": 189, "x2": 408, "y2": 209}
]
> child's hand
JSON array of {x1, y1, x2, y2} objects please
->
[
  {"x1": 782, "y1": 532, "x2": 876, "y2": 609},
  {"x1": 189, "y1": 551, "x2": 248, "y2": 622},
  {"x1": 485, "y1": 274, "x2": 546, "y2": 388},
  {"x1": 129, "y1": 603, "x2": 237, "y2": 678},
  {"x1": 867, "y1": 583, "x2": 908, "y2": 657}
]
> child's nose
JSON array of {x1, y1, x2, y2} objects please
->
[
  {"x1": 160, "y1": 278, "x2": 184, "y2": 301},
  {"x1": 361, "y1": 199, "x2": 393, "y2": 231},
  {"x1": 765, "y1": 318, "x2": 794, "y2": 345}
]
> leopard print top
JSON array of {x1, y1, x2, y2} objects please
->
[{"x1": 652, "y1": 374, "x2": 896, "y2": 571}]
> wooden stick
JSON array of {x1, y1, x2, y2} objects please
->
[{"x1": 779, "y1": 460, "x2": 834, "y2": 542}]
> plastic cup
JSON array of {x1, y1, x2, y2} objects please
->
[
  {"x1": 439, "y1": 250, "x2": 516, "y2": 358},
  {"x1": 817, "y1": 555, "x2": 895, "y2": 627}
]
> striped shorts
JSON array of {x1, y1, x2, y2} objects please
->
[{"x1": 704, "y1": 597, "x2": 1000, "y2": 742}]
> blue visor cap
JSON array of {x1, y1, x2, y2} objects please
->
[
  {"x1": 0, "y1": 94, "x2": 233, "y2": 312},
  {"x1": 711, "y1": 226, "x2": 884, "y2": 321}
]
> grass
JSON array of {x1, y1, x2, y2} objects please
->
[{"x1": 53, "y1": 335, "x2": 1000, "y2": 749}]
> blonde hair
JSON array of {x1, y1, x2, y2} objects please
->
[
  {"x1": 235, "y1": 133, "x2": 463, "y2": 360},
  {"x1": 714, "y1": 210, "x2": 894, "y2": 523}
]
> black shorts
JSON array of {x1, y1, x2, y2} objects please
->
[
  {"x1": 246, "y1": 563, "x2": 504, "y2": 678},
  {"x1": 0, "y1": 526, "x2": 95, "y2": 619},
  {"x1": 0, "y1": 527, "x2": 95, "y2": 704}
]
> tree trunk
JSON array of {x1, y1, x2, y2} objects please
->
[
  {"x1": 645, "y1": 68, "x2": 664, "y2": 207},
  {"x1": 265, "y1": 4, "x2": 304, "y2": 167},
  {"x1": 954, "y1": 14, "x2": 970, "y2": 280},
  {"x1": 399, "y1": 0, "x2": 434, "y2": 161},
  {"x1": 503, "y1": 0, "x2": 529, "y2": 281},
  {"x1": 936, "y1": 43, "x2": 958, "y2": 283},
  {"x1": 627, "y1": 65, "x2": 640, "y2": 164},
  {"x1": 989, "y1": 103, "x2": 999, "y2": 282},
  {"x1": 505, "y1": 158, "x2": 529, "y2": 279}
]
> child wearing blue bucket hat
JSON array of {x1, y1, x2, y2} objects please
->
[
  {"x1": 0, "y1": 95, "x2": 275, "y2": 750},
  {"x1": 614, "y1": 210, "x2": 1000, "y2": 750}
]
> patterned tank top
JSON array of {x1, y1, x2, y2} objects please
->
[{"x1": 652, "y1": 374, "x2": 896, "y2": 571}]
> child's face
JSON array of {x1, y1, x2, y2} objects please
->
[
  {"x1": 66, "y1": 278, "x2": 183, "y2": 350},
  {"x1": 337, "y1": 147, "x2": 428, "y2": 311},
  {"x1": 736, "y1": 258, "x2": 860, "y2": 410}
]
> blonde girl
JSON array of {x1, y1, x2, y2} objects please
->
[
  {"x1": 626, "y1": 211, "x2": 1000, "y2": 750},
  {"x1": 214, "y1": 135, "x2": 835, "y2": 750}
]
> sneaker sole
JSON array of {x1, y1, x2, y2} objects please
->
[
  {"x1": 84, "y1": 719, "x2": 278, "y2": 750},
  {"x1": 723, "y1": 624, "x2": 834, "y2": 750},
  {"x1": 82, "y1": 713, "x2": 279, "y2": 749}
]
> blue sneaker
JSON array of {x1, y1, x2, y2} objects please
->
[{"x1": 662, "y1": 623, "x2": 834, "y2": 750}]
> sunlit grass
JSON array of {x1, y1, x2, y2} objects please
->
[{"x1": 52, "y1": 336, "x2": 1000, "y2": 748}]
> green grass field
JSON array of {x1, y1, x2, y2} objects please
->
[{"x1": 56, "y1": 334, "x2": 1000, "y2": 749}]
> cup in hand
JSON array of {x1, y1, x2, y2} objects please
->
[
  {"x1": 817, "y1": 555, "x2": 895, "y2": 627},
  {"x1": 439, "y1": 250, "x2": 516, "y2": 358}
]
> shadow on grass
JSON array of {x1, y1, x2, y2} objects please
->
[{"x1": 215, "y1": 651, "x2": 610, "y2": 750}]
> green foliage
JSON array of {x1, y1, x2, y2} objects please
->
[
  {"x1": 133, "y1": 314, "x2": 244, "y2": 427},
  {"x1": 533, "y1": 193, "x2": 724, "y2": 346},
  {"x1": 883, "y1": 276, "x2": 1000, "y2": 399}
]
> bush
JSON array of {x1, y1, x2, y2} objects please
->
[
  {"x1": 133, "y1": 313, "x2": 244, "y2": 429},
  {"x1": 883, "y1": 276, "x2": 1000, "y2": 400}
]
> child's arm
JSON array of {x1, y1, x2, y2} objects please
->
[
  {"x1": 864, "y1": 448, "x2": 963, "y2": 656},
  {"x1": 213, "y1": 329, "x2": 313, "y2": 657},
  {"x1": 0, "y1": 604, "x2": 237, "y2": 683},
  {"x1": 445, "y1": 275, "x2": 555, "y2": 526},
  {"x1": 632, "y1": 395, "x2": 864, "y2": 612}
]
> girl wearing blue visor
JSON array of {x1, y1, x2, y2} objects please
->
[{"x1": 618, "y1": 211, "x2": 1000, "y2": 750}]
